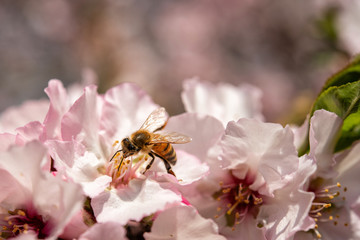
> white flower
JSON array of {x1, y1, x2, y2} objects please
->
[{"x1": 181, "y1": 78, "x2": 264, "y2": 126}]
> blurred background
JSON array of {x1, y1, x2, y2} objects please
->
[{"x1": 0, "y1": 0, "x2": 359, "y2": 124}]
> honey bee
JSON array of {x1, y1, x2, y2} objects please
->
[{"x1": 111, "y1": 107, "x2": 192, "y2": 176}]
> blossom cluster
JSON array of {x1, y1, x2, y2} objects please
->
[{"x1": 0, "y1": 74, "x2": 360, "y2": 240}]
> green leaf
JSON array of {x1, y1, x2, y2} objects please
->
[
  {"x1": 322, "y1": 55, "x2": 360, "y2": 91},
  {"x1": 312, "y1": 80, "x2": 360, "y2": 118},
  {"x1": 298, "y1": 56, "x2": 360, "y2": 156},
  {"x1": 335, "y1": 112, "x2": 360, "y2": 152}
]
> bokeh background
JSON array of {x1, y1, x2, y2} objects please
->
[{"x1": 0, "y1": 0, "x2": 359, "y2": 124}]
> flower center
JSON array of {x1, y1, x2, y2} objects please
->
[
  {"x1": 107, "y1": 142, "x2": 149, "y2": 188},
  {"x1": 308, "y1": 179, "x2": 348, "y2": 239},
  {"x1": 0, "y1": 209, "x2": 49, "y2": 239},
  {"x1": 213, "y1": 180, "x2": 263, "y2": 230}
]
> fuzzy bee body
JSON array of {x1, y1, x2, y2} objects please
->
[
  {"x1": 152, "y1": 142, "x2": 177, "y2": 166},
  {"x1": 112, "y1": 108, "x2": 191, "y2": 176}
]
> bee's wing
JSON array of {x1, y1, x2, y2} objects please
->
[
  {"x1": 140, "y1": 107, "x2": 168, "y2": 132},
  {"x1": 151, "y1": 131, "x2": 192, "y2": 144}
]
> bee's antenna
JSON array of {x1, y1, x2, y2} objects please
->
[{"x1": 110, "y1": 150, "x2": 122, "y2": 162}]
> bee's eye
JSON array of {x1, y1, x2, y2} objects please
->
[{"x1": 122, "y1": 138, "x2": 137, "y2": 151}]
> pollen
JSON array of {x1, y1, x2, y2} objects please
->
[
  {"x1": 17, "y1": 210, "x2": 26, "y2": 216},
  {"x1": 309, "y1": 179, "x2": 349, "y2": 239},
  {"x1": 1, "y1": 208, "x2": 48, "y2": 239},
  {"x1": 114, "y1": 152, "x2": 121, "y2": 159},
  {"x1": 112, "y1": 140, "x2": 119, "y2": 147},
  {"x1": 212, "y1": 178, "x2": 263, "y2": 230}
]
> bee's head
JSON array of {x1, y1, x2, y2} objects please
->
[{"x1": 121, "y1": 137, "x2": 139, "y2": 158}]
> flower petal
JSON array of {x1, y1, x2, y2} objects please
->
[
  {"x1": 257, "y1": 156, "x2": 316, "y2": 240},
  {"x1": 79, "y1": 222, "x2": 127, "y2": 240},
  {"x1": 182, "y1": 77, "x2": 263, "y2": 126},
  {"x1": 165, "y1": 113, "x2": 224, "y2": 162},
  {"x1": 309, "y1": 110, "x2": 342, "y2": 178},
  {"x1": 92, "y1": 179, "x2": 182, "y2": 225},
  {"x1": 0, "y1": 99, "x2": 49, "y2": 134},
  {"x1": 61, "y1": 85, "x2": 104, "y2": 156},
  {"x1": 43, "y1": 79, "x2": 69, "y2": 140},
  {"x1": 221, "y1": 119, "x2": 298, "y2": 196},
  {"x1": 144, "y1": 205, "x2": 226, "y2": 240},
  {"x1": 99, "y1": 83, "x2": 158, "y2": 155}
]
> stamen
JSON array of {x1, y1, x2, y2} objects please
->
[
  {"x1": 1, "y1": 208, "x2": 48, "y2": 239},
  {"x1": 308, "y1": 180, "x2": 349, "y2": 239},
  {"x1": 314, "y1": 228, "x2": 322, "y2": 239},
  {"x1": 112, "y1": 140, "x2": 119, "y2": 147}
]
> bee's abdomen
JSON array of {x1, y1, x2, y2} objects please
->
[{"x1": 152, "y1": 143, "x2": 177, "y2": 165}]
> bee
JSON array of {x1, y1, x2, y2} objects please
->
[{"x1": 111, "y1": 107, "x2": 192, "y2": 176}]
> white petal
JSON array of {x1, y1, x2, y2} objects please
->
[
  {"x1": 165, "y1": 113, "x2": 224, "y2": 162},
  {"x1": 92, "y1": 179, "x2": 182, "y2": 225},
  {"x1": 144, "y1": 205, "x2": 226, "y2": 240},
  {"x1": 309, "y1": 110, "x2": 342, "y2": 178},
  {"x1": 181, "y1": 78, "x2": 263, "y2": 126},
  {"x1": 79, "y1": 222, "x2": 127, "y2": 240}
]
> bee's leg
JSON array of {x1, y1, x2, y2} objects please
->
[
  {"x1": 147, "y1": 152, "x2": 176, "y2": 177},
  {"x1": 162, "y1": 159, "x2": 176, "y2": 177},
  {"x1": 143, "y1": 152, "x2": 156, "y2": 174}
]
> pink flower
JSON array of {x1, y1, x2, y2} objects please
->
[
  {"x1": 0, "y1": 141, "x2": 84, "y2": 239},
  {"x1": 79, "y1": 222, "x2": 127, "y2": 240},
  {"x1": 0, "y1": 99, "x2": 49, "y2": 134},
  {"x1": 181, "y1": 78, "x2": 264, "y2": 126},
  {"x1": 178, "y1": 117, "x2": 313, "y2": 240},
  {"x1": 0, "y1": 78, "x2": 90, "y2": 137},
  {"x1": 144, "y1": 205, "x2": 226, "y2": 240},
  {"x1": 294, "y1": 110, "x2": 360, "y2": 239},
  {"x1": 47, "y1": 82, "x2": 205, "y2": 226}
]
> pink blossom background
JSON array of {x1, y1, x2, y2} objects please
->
[{"x1": 0, "y1": 0, "x2": 358, "y2": 123}]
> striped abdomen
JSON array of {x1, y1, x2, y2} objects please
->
[{"x1": 152, "y1": 143, "x2": 177, "y2": 165}]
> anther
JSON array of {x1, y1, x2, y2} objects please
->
[
  {"x1": 222, "y1": 188, "x2": 231, "y2": 194},
  {"x1": 17, "y1": 210, "x2": 26, "y2": 216},
  {"x1": 324, "y1": 203, "x2": 331, "y2": 208}
]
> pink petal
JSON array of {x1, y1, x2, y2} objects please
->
[
  {"x1": 99, "y1": 83, "x2": 158, "y2": 155},
  {"x1": 182, "y1": 78, "x2": 264, "y2": 126},
  {"x1": 92, "y1": 179, "x2": 181, "y2": 225},
  {"x1": 309, "y1": 110, "x2": 342, "y2": 178},
  {"x1": 0, "y1": 99, "x2": 49, "y2": 134},
  {"x1": 257, "y1": 156, "x2": 316, "y2": 239},
  {"x1": 165, "y1": 113, "x2": 224, "y2": 162},
  {"x1": 59, "y1": 210, "x2": 89, "y2": 239},
  {"x1": 144, "y1": 205, "x2": 226, "y2": 240},
  {"x1": 0, "y1": 133, "x2": 16, "y2": 151},
  {"x1": 15, "y1": 121, "x2": 44, "y2": 145},
  {"x1": 43, "y1": 79, "x2": 69, "y2": 140},
  {"x1": 221, "y1": 119, "x2": 298, "y2": 196},
  {"x1": 61, "y1": 85, "x2": 104, "y2": 156},
  {"x1": 79, "y1": 222, "x2": 126, "y2": 240}
]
